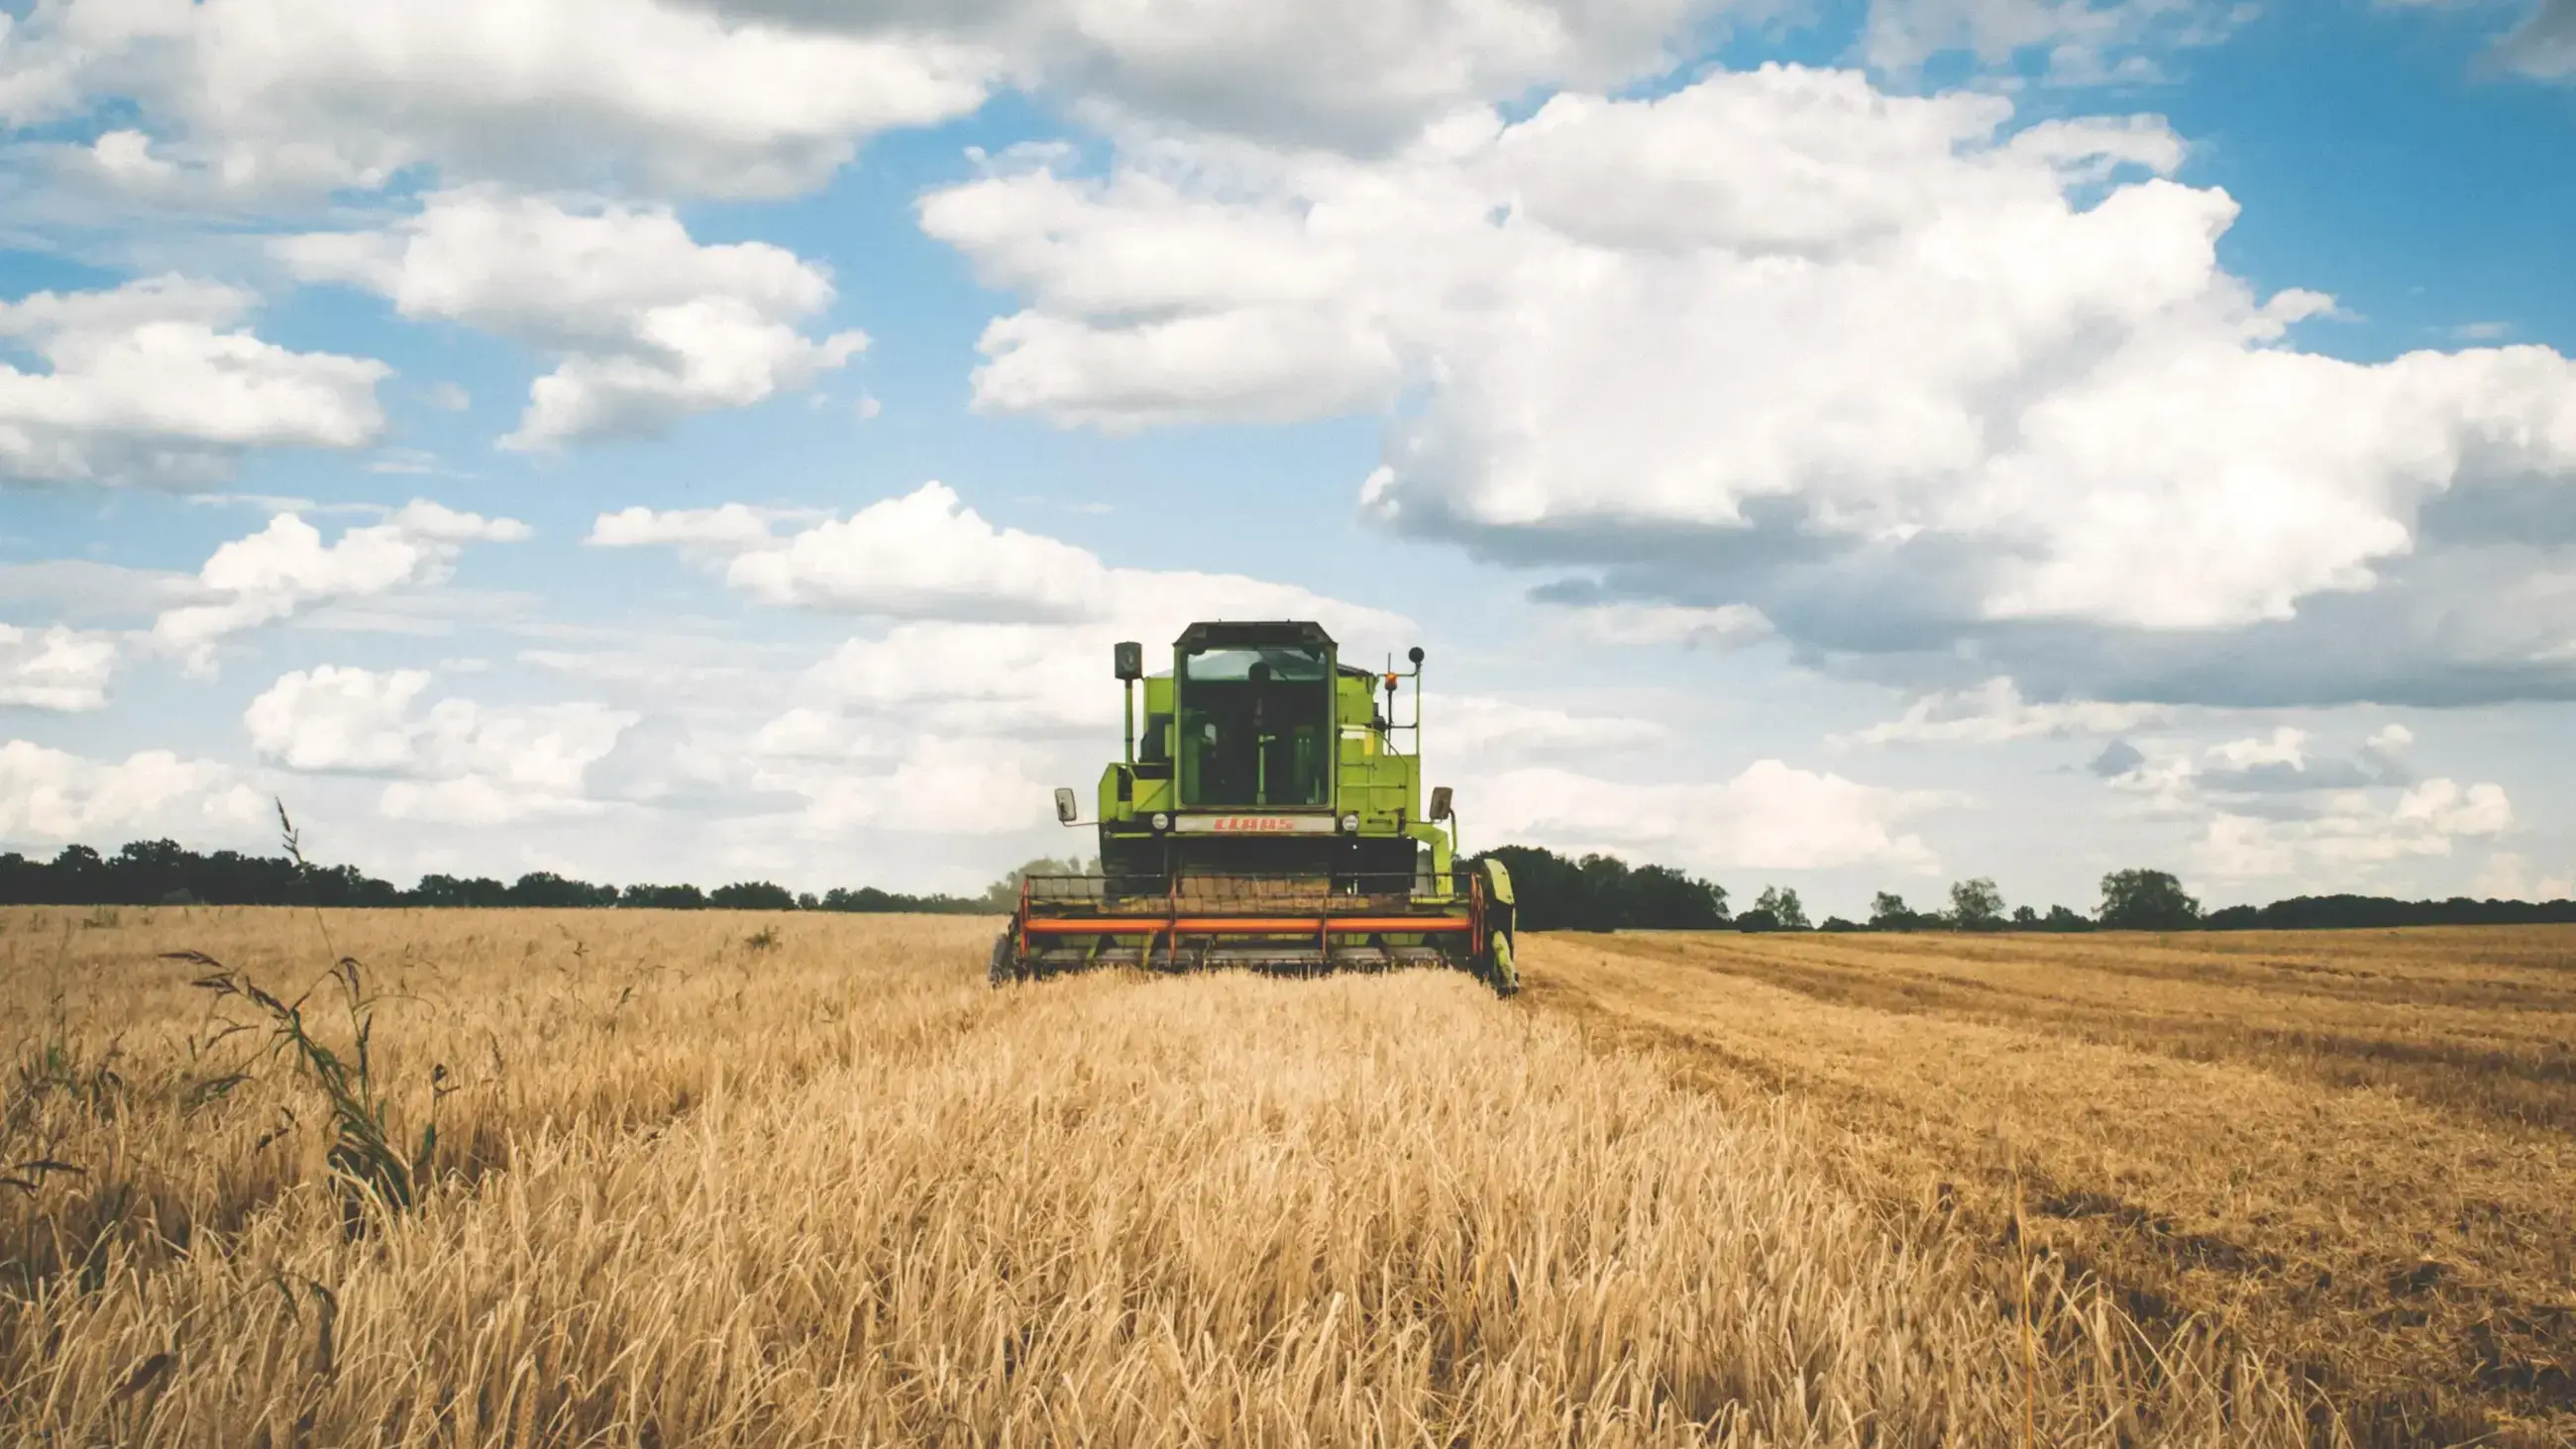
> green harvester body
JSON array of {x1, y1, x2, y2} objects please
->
[{"x1": 991, "y1": 621, "x2": 1517, "y2": 994}]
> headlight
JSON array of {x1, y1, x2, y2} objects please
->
[
  {"x1": 1151, "y1": 811, "x2": 1170, "y2": 832},
  {"x1": 1340, "y1": 812, "x2": 1360, "y2": 832}
]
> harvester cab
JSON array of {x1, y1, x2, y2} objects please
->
[{"x1": 989, "y1": 621, "x2": 1517, "y2": 994}]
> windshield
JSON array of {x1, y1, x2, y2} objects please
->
[{"x1": 1178, "y1": 645, "x2": 1332, "y2": 807}]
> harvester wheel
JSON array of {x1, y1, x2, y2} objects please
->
[
  {"x1": 987, "y1": 932, "x2": 1020, "y2": 986},
  {"x1": 1486, "y1": 931, "x2": 1518, "y2": 998}
]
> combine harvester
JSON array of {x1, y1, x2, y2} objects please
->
[{"x1": 991, "y1": 621, "x2": 1517, "y2": 994}]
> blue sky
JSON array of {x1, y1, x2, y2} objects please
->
[{"x1": 1, "y1": 0, "x2": 2572, "y2": 917}]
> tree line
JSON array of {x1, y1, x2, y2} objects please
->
[
  {"x1": 1479, "y1": 848, "x2": 2576, "y2": 934},
  {"x1": 3, "y1": 836, "x2": 2569, "y2": 933},
  {"x1": 0, "y1": 840, "x2": 995, "y2": 914}
]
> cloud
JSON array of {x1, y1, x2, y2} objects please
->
[
  {"x1": 1555, "y1": 600, "x2": 1775, "y2": 649},
  {"x1": 921, "y1": 63, "x2": 2576, "y2": 706},
  {"x1": 2480, "y1": 0, "x2": 2576, "y2": 79},
  {"x1": 1477, "y1": 758, "x2": 1944, "y2": 874},
  {"x1": 2088, "y1": 722, "x2": 2503, "y2": 881},
  {"x1": 724, "y1": 0, "x2": 1749, "y2": 153},
  {"x1": 0, "y1": 624, "x2": 120, "y2": 710},
  {"x1": 243, "y1": 665, "x2": 428, "y2": 771},
  {"x1": 800, "y1": 624, "x2": 1112, "y2": 736},
  {"x1": 1843, "y1": 676, "x2": 2166, "y2": 746},
  {"x1": 2102, "y1": 726, "x2": 2415, "y2": 805},
  {"x1": 2088, "y1": 739, "x2": 2146, "y2": 776},
  {"x1": 2192, "y1": 777, "x2": 2513, "y2": 880},
  {"x1": 587, "y1": 502, "x2": 780, "y2": 553},
  {"x1": 0, "y1": 739, "x2": 266, "y2": 844},
  {"x1": 598, "y1": 484, "x2": 1420, "y2": 790},
  {"x1": 750, "y1": 733, "x2": 1062, "y2": 836},
  {"x1": 2, "y1": 0, "x2": 1762, "y2": 203},
  {"x1": 245, "y1": 665, "x2": 636, "y2": 823},
  {"x1": 151, "y1": 499, "x2": 529, "y2": 672},
  {"x1": 1860, "y1": 0, "x2": 2248, "y2": 83},
  {"x1": 279, "y1": 189, "x2": 866, "y2": 447},
  {"x1": 0, "y1": 274, "x2": 387, "y2": 486},
  {"x1": 596, "y1": 483, "x2": 1439, "y2": 844},
  {"x1": 722, "y1": 484, "x2": 1108, "y2": 619},
  {"x1": 595, "y1": 481, "x2": 1414, "y2": 639},
  {"x1": 2471, "y1": 851, "x2": 2574, "y2": 902},
  {"x1": 0, "y1": 0, "x2": 994, "y2": 199},
  {"x1": 1440, "y1": 695, "x2": 1667, "y2": 763}
]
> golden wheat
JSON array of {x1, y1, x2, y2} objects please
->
[{"x1": 5, "y1": 907, "x2": 2334, "y2": 1446}]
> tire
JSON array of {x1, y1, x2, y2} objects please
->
[
  {"x1": 1486, "y1": 930, "x2": 1518, "y2": 998},
  {"x1": 988, "y1": 931, "x2": 1020, "y2": 986}
]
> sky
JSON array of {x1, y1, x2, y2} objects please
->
[{"x1": 1, "y1": 0, "x2": 2572, "y2": 920}]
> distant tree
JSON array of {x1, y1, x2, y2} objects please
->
[
  {"x1": 1621, "y1": 863, "x2": 1731, "y2": 928},
  {"x1": 814, "y1": 885, "x2": 988, "y2": 914},
  {"x1": 1869, "y1": 891, "x2": 1923, "y2": 931},
  {"x1": 2042, "y1": 904, "x2": 2094, "y2": 932},
  {"x1": 2098, "y1": 869, "x2": 2200, "y2": 931},
  {"x1": 797, "y1": 891, "x2": 820, "y2": 911},
  {"x1": 1817, "y1": 915, "x2": 1864, "y2": 933},
  {"x1": 709, "y1": 880, "x2": 797, "y2": 910},
  {"x1": 1753, "y1": 885, "x2": 1809, "y2": 932},
  {"x1": 1478, "y1": 846, "x2": 1727, "y2": 932},
  {"x1": 983, "y1": 856, "x2": 1092, "y2": 908},
  {"x1": 1735, "y1": 907, "x2": 1780, "y2": 933},
  {"x1": 621, "y1": 882, "x2": 708, "y2": 910},
  {"x1": 413, "y1": 874, "x2": 509, "y2": 908},
  {"x1": 305, "y1": 862, "x2": 401, "y2": 907},
  {"x1": 2009, "y1": 904, "x2": 2041, "y2": 929},
  {"x1": 53, "y1": 844, "x2": 104, "y2": 880},
  {"x1": 1949, "y1": 878, "x2": 2005, "y2": 931},
  {"x1": 505, "y1": 872, "x2": 617, "y2": 908}
]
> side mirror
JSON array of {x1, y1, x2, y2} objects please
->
[
  {"x1": 1429, "y1": 785, "x2": 1452, "y2": 821},
  {"x1": 1408, "y1": 646, "x2": 1425, "y2": 667},
  {"x1": 1114, "y1": 641, "x2": 1143, "y2": 681},
  {"x1": 1053, "y1": 787, "x2": 1079, "y2": 825}
]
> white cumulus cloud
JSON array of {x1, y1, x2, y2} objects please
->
[
  {"x1": 245, "y1": 665, "x2": 636, "y2": 824},
  {"x1": 595, "y1": 481, "x2": 1414, "y2": 642},
  {"x1": 587, "y1": 502, "x2": 780, "y2": 554},
  {"x1": 0, "y1": 624, "x2": 121, "y2": 710},
  {"x1": 0, "y1": 0, "x2": 995, "y2": 198},
  {"x1": 712, "y1": 0, "x2": 1750, "y2": 152},
  {"x1": 0, "y1": 274, "x2": 386, "y2": 486},
  {"x1": 2193, "y1": 778, "x2": 2513, "y2": 881},
  {"x1": 752, "y1": 733, "x2": 1062, "y2": 836},
  {"x1": 243, "y1": 665, "x2": 429, "y2": 771},
  {"x1": 720, "y1": 483, "x2": 1109, "y2": 619},
  {"x1": 151, "y1": 499, "x2": 529, "y2": 672},
  {"x1": 1561, "y1": 602, "x2": 1775, "y2": 650},
  {"x1": 1844, "y1": 676, "x2": 2166, "y2": 746},
  {"x1": 920, "y1": 63, "x2": 2576, "y2": 706},
  {"x1": 1861, "y1": 0, "x2": 2247, "y2": 83},
  {"x1": 1440, "y1": 695, "x2": 1666, "y2": 764},
  {"x1": 279, "y1": 189, "x2": 866, "y2": 447},
  {"x1": 0, "y1": 739, "x2": 265, "y2": 844},
  {"x1": 1479, "y1": 758, "x2": 1943, "y2": 874}
]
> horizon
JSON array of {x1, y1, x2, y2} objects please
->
[{"x1": 4, "y1": 0, "x2": 2574, "y2": 923}]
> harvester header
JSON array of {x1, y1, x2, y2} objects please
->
[{"x1": 990, "y1": 620, "x2": 1516, "y2": 993}]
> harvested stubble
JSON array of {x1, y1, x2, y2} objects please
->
[
  {"x1": 1527, "y1": 927, "x2": 2576, "y2": 1449},
  {"x1": 2, "y1": 907, "x2": 2314, "y2": 1446}
]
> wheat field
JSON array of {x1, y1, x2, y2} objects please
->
[{"x1": 1, "y1": 908, "x2": 2564, "y2": 1446}]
